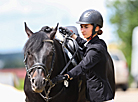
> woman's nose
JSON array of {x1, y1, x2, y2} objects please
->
[{"x1": 81, "y1": 28, "x2": 84, "y2": 33}]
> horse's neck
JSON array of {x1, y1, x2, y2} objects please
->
[{"x1": 51, "y1": 40, "x2": 66, "y2": 76}]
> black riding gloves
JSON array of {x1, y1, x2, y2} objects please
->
[
  {"x1": 52, "y1": 74, "x2": 69, "y2": 84},
  {"x1": 59, "y1": 27, "x2": 74, "y2": 37}
]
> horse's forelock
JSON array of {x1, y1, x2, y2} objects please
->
[{"x1": 24, "y1": 32, "x2": 49, "y2": 54}]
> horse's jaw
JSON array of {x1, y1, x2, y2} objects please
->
[{"x1": 31, "y1": 86, "x2": 44, "y2": 93}]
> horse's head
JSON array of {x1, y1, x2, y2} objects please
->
[{"x1": 24, "y1": 22, "x2": 58, "y2": 93}]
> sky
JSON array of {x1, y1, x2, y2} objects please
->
[{"x1": 0, "y1": 0, "x2": 116, "y2": 53}]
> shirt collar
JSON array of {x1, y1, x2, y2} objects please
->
[
  {"x1": 85, "y1": 36, "x2": 99, "y2": 47},
  {"x1": 84, "y1": 40, "x2": 90, "y2": 47}
]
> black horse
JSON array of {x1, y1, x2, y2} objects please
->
[{"x1": 23, "y1": 23, "x2": 86, "y2": 102}]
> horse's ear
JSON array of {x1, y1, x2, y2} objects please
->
[
  {"x1": 24, "y1": 22, "x2": 34, "y2": 38},
  {"x1": 50, "y1": 23, "x2": 59, "y2": 40}
]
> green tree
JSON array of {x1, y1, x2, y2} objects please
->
[{"x1": 106, "y1": 0, "x2": 138, "y2": 69}]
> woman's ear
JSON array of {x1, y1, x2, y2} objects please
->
[
  {"x1": 95, "y1": 26, "x2": 100, "y2": 32},
  {"x1": 95, "y1": 26, "x2": 103, "y2": 35}
]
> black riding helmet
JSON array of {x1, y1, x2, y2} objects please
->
[{"x1": 76, "y1": 9, "x2": 103, "y2": 39}]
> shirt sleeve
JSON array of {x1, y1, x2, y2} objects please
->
[
  {"x1": 69, "y1": 48, "x2": 101, "y2": 78},
  {"x1": 76, "y1": 36, "x2": 87, "y2": 48}
]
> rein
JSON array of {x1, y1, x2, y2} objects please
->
[{"x1": 60, "y1": 36, "x2": 79, "y2": 75}]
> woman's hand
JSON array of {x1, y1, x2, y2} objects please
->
[
  {"x1": 52, "y1": 74, "x2": 69, "y2": 84},
  {"x1": 59, "y1": 27, "x2": 74, "y2": 37}
]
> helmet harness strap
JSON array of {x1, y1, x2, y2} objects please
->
[{"x1": 86, "y1": 24, "x2": 97, "y2": 40}]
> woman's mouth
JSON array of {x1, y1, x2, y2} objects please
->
[{"x1": 82, "y1": 33, "x2": 85, "y2": 35}]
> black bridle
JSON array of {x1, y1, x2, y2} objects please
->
[
  {"x1": 24, "y1": 39, "x2": 59, "y2": 102},
  {"x1": 24, "y1": 40, "x2": 55, "y2": 81}
]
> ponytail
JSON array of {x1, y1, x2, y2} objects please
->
[{"x1": 97, "y1": 30, "x2": 103, "y2": 35}]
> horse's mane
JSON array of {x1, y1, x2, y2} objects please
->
[{"x1": 24, "y1": 31, "x2": 49, "y2": 54}]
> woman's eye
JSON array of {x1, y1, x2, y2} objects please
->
[{"x1": 85, "y1": 26, "x2": 88, "y2": 28}]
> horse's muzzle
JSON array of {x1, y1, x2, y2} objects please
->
[{"x1": 31, "y1": 76, "x2": 46, "y2": 93}]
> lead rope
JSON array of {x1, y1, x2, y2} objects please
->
[
  {"x1": 39, "y1": 79, "x2": 65, "y2": 102},
  {"x1": 39, "y1": 80, "x2": 55, "y2": 102}
]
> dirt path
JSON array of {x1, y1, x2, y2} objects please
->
[
  {"x1": 0, "y1": 83, "x2": 25, "y2": 102},
  {"x1": 1, "y1": 83, "x2": 138, "y2": 102},
  {"x1": 114, "y1": 88, "x2": 138, "y2": 102}
]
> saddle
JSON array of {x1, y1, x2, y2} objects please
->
[{"x1": 64, "y1": 37, "x2": 83, "y2": 65}]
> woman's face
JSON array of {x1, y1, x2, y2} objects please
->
[{"x1": 80, "y1": 24, "x2": 93, "y2": 39}]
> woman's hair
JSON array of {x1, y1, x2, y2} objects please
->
[
  {"x1": 97, "y1": 30, "x2": 103, "y2": 35},
  {"x1": 91, "y1": 24, "x2": 103, "y2": 35}
]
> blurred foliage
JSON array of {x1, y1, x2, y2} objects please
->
[
  {"x1": 15, "y1": 78, "x2": 24, "y2": 90},
  {"x1": 106, "y1": 0, "x2": 138, "y2": 69}
]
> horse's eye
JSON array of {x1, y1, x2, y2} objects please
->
[
  {"x1": 28, "y1": 51, "x2": 31, "y2": 55},
  {"x1": 28, "y1": 52, "x2": 34, "y2": 58}
]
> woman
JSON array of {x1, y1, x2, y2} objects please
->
[{"x1": 53, "y1": 9, "x2": 115, "y2": 102}]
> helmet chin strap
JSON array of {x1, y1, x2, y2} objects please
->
[{"x1": 86, "y1": 24, "x2": 97, "y2": 40}]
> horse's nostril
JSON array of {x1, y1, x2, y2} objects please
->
[
  {"x1": 33, "y1": 85, "x2": 35, "y2": 89},
  {"x1": 31, "y1": 78, "x2": 35, "y2": 83}
]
